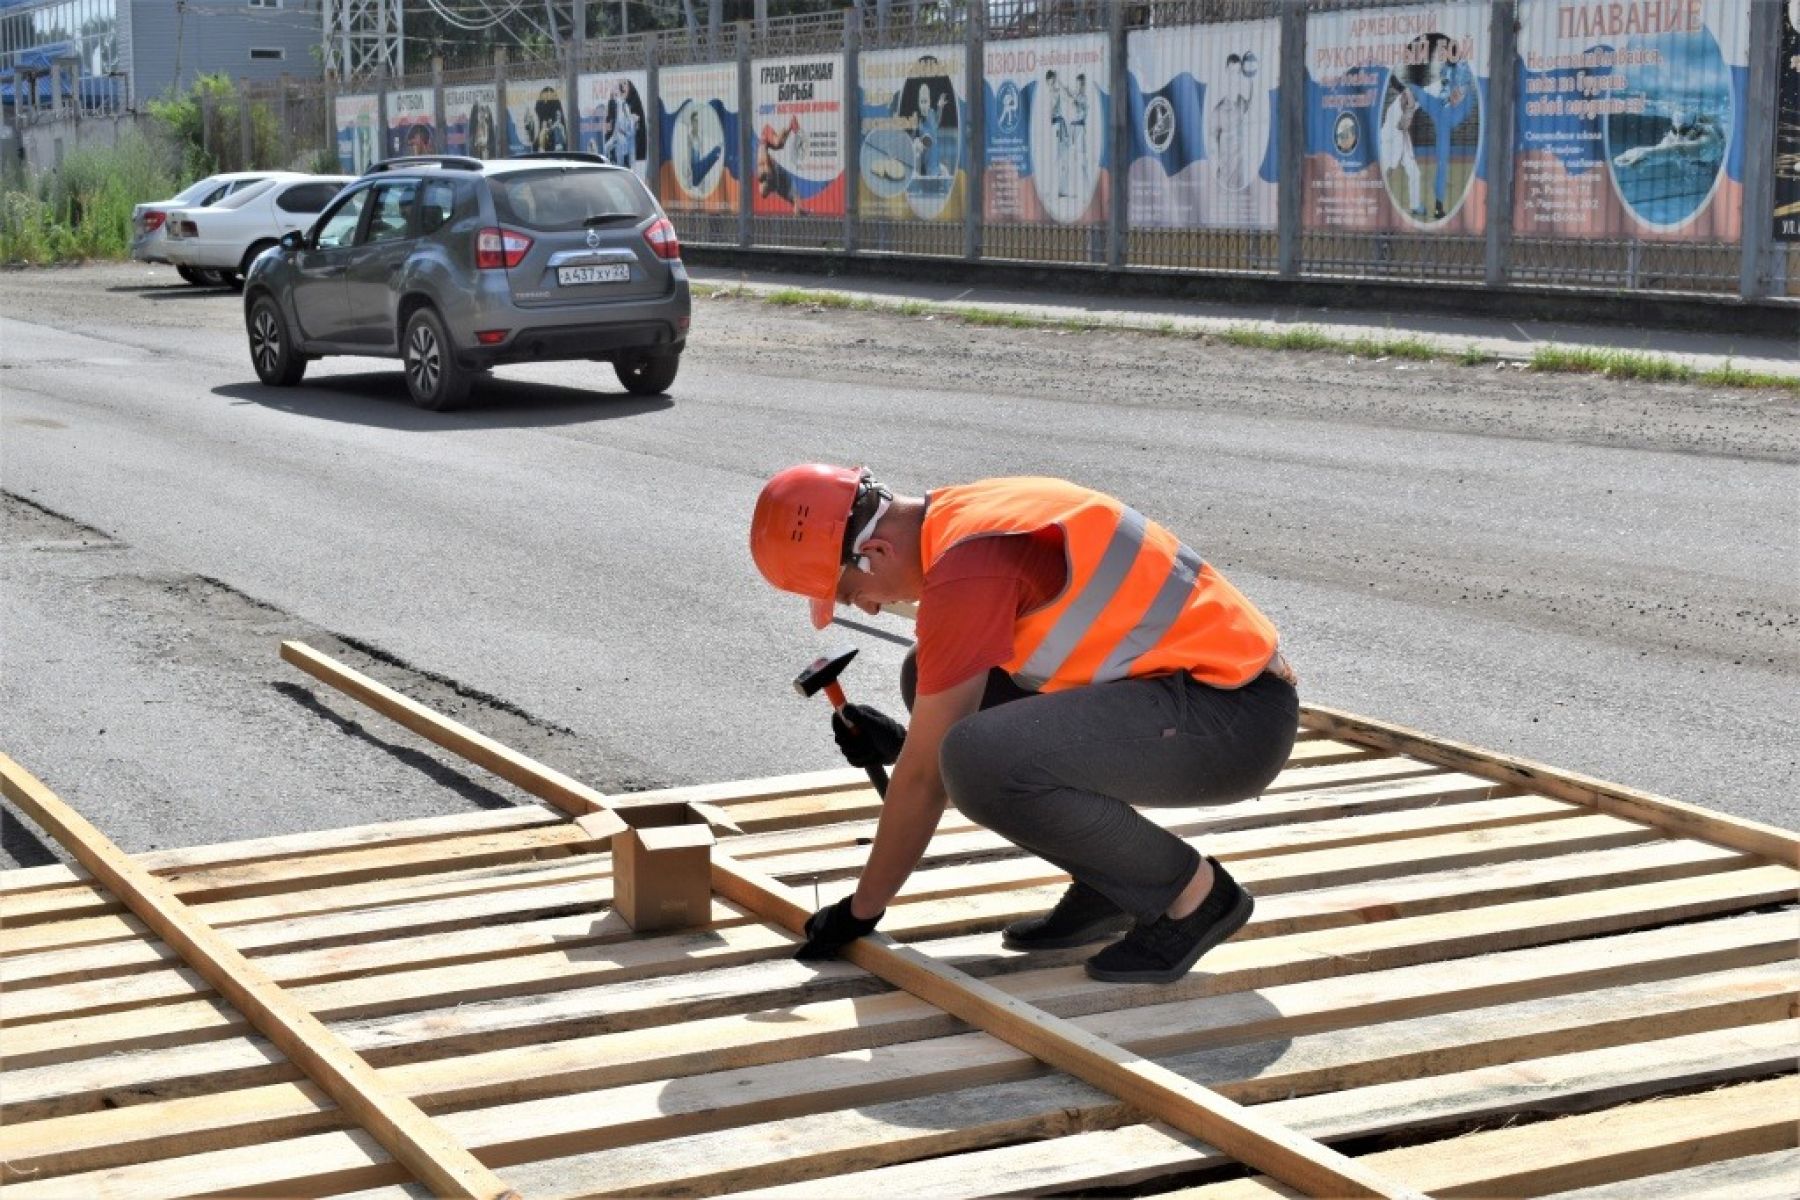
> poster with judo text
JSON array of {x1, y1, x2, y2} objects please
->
[
  {"x1": 1771, "y1": 0, "x2": 1799, "y2": 241},
  {"x1": 385, "y1": 87, "x2": 437, "y2": 158},
  {"x1": 859, "y1": 44, "x2": 967, "y2": 222},
  {"x1": 984, "y1": 34, "x2": 1110, "y2": 225},
  {"x1": 1305, "y1": 3, "x2": 1489, "y2": 235},
  {"x1": 443, "y1": 84, "x2": 500, "y2": 158},
  {"x1": 751, "y1": 54, "x2": 846, "y2": 217},
  {"x1": 334, "y1": 94, "x2": 378, "y2": 174},
  {"x1": 1127, "y1": 19, "x2": 1280, "y2": 230},
  {"x1": 578, "y1": 70, "x2": 649, "y2": 180},
  {"x1": 507, "y1": 77, "x2": 571, "y2": 155},
  {"x1": 1514, "y1": 0, "x2": 1748, "y2": 242},
  {"x1": 658, "y1": 63, "x2": 741, "y2": 214}
]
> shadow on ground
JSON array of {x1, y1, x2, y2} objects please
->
[{"x1": 214, "y1": 371, "x2": 673, "y2": 431}]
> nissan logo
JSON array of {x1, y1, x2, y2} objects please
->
[{"x1": 586, "y1": 228, "x2": 602, "y2": 249}]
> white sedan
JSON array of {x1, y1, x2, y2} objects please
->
[
  {"x1": 163, "y1": 175, "x2": 352, "y2": 288},
  {"x1": 132, "y1": 170, "x2": 286, "y2": 286}
]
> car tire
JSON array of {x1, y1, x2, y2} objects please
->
[
  {"x1": 402, "y1": 307, "x2": 472, "y2": 411},
  {"x1": 176, "y1": 265, "x2": 207, "y2": 286},
  {"x1": 614, "y1": 351, "x2": 679, "y2": 396},
  {"x1": 238, "y1": 241, "x2": 277, "y2": 280},
  {"x1": 247, "y1": 295, "x2": 307, "y2": 387},
  {"x1": 198, "y1": 268, "x2": 231, "y2": 287}
]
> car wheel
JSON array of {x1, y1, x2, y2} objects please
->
[
  {"x1": 247, "y1": 296, "x2": 307, "y2": 386},
  {"x1": 176, "y1": 265, "x2": 206, "y2": 286},
  {"x1": 402, "y1": 307, "x2": 471, "y2": 411},
  {"x1": 198, "y1": 268, "x2": 231, "y2": 287},
  {"x1": 614, "y1": 351, "x2": 679, "y2": 396},
  {"x1": 238, "y1": 241, "x2": 277, "y2": 280}
]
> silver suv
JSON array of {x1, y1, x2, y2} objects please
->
[{"x1": 241, "y1": 153, "x2": 691, "y2": 409}]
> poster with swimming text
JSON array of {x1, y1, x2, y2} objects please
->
[
  {"x1": 1305, "y1": 3, "x2": 1489, "y2": 235},
  {"x1": 1513, "y1": 0, "x2": 1747, "y2": 242},
  {"x1": 983, "y1": 34, "x2": 1111, "y2": 225},
  {"x1": 1775, "y1": 0, "x2": 1800, "y2": 241},
  {"x1": 578, "y1": 70, "x2": 650, "y2": 180},
  {"x1": 658, "y1": 63, "x2": 741, "y2": 213},
  {"x1": 334, "y1": 94, "x2": 378, "y2": 174},
  {"x1": 444, "y1": 83, "x2": 500, "y2": 158},
  {"x1": 858, "y1": 45, "x2": 967, "y2": 222},
  {"x1": 1127, "y1": 19, "x2": 1279, "y2": 230},
  {"x1": 507, "y1": 78, "x2": 571, "y2": 155},
  {"x1": 750, "y1": 53, "x2": 846, "y2": 217},
  {"x1": 385, "y1": 87, "x2": 437, "y2": 158}
]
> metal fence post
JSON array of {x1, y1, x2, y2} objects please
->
[
  {"x1": 376, "y1": 67, "x2": 390, "y2": 161},
  {"x1": 1739, "y1": 0, "x2": 1780, "y2": 300},
  {"x1": 277, "y1": 73, "x2": 290, "y2": 168},
  {"x1": 1106, "y1": 0, "x2": 1127, "y2": 269},
  {"x1": 1484, "y1": 0, "x2": 1517, "y2": 287},
  {"x1": 324, "y1": 71, "x2": 337, "y2": 169},
  {"x1": 844, "y1": 5, "x2": 861, "y2": 256},
  {"x1": 965, "y1": 5, "x2": 983, "y2": 262},
  {"x1": 738, "y1": 24, "x2": 753, "y2": 248},
  {"x1": 645, "y1": 37, "x2": 662, "y2": 187},
  {"x1": 493, "y1": 46, "x2": 508, "y2": 159},
  {"x1": 431, "y1": 56, "x2": 446, "y2": 155},
  {"x1": 239, "y1": 77, "x2": 255, "y2": 170},
  {"x1": 1277, "y1": 2, "x2": 1306, "y2": 279},
  {"x1": 568, "y1": 3, "x2": 585, "y2": 154},
  {"x1": 201, "y1": 88, "x2": 214, "y2": 163}
]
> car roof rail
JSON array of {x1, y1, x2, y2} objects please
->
[
  {"x1": 505, "y1": 151, "x2": 612, "y2": 166},
  {"x1": 366, "y1": 155, "x2": 485, "y2": 173}
]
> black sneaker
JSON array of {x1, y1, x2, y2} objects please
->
[
  {"x1": 1002, "y1": 880, "x2": 1132, "y2": 950},
  {"x1": 1084, "y1": 858, "x2": 1254, "y2": 983}
]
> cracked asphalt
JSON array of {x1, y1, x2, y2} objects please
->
[{"x1": 1, "y1": 262, "x2": 1794, "y2": 869}]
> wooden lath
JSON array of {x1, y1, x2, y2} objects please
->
[
  {"x1": 0, "y1": 754, "x2": 522, "y2": 1200},
  {"x1": 284, "y1": 640, "x2": 1426, "y2": 1200}
]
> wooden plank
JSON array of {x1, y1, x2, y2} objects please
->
[
  {"x1": 1301, "y1": 703, "x2": 1799, "y2": 864},
  {"x1": 1168, "y1": 1072, "x2": 1800, "y2": 1199},
  {"x1": 1538, "y1": 1150, "x2": 1800, "y2": 1200},
  {"x1": 280, "y1": 640, "x2": 626, "y2": 839},
  {"x1": 0, "y1": 754, "x2": 520, "y2": 1200}
]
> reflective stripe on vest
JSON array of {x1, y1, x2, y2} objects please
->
[{"x1": 1016, "y1": 506, "x2": 1148, "y2": 687}]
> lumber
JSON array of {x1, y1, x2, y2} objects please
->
[
  {"x1": 0, "y1": 754, "x2": 519, "y2": 1200},
  {"x1": 1302, "y1": 703, "x2": 1800, "y2": 864},
  {"x1": 1538, "y1": 1149, "x2": 1800, "y2": 1200}
]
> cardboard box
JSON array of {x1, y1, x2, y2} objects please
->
[{"x1": 612, "y1": 802, "x2": 716, "y2": 933}]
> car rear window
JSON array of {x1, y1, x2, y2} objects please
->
[
  {"x1": 278, "y1": 181, "x2": 347, "y2": 213},
  {"x1": 215, "y1": 179, "x2": 279, "y2": 209},
  {"x1": 489, "y1": 168, "x2": 651, "y2": 231}
]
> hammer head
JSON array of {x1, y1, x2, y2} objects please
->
[{"x1": 794, "y1": 645, "x2": 858, "y2": 698}]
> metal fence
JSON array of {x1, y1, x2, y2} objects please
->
[{"x1": 295, "y1": 0, "x2": 1793, "y2": 300}]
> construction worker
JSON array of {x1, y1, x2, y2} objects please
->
[{"x1": 749, "y1": 465, "x2": 1299, "y2": 983}]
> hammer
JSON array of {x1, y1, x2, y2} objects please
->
[{"x1": 794, "y1": 646, "x2": 890, "y2": 797}]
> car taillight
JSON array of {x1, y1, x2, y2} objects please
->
[
  {"x1": 475, "y1": 227, "x2": 533, "y2": 270},
  {"x1": 643, "y1": 216, "x2": 680, "y2": 261},
  {"x1": 142, "y1": 210, "x2": 166, "y2": 233},
  {"x1": 177, "y1": 219, "x2": 198, "y2": 237}
]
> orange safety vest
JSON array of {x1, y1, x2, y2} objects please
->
[{"x1": 920, "y1": 478, "x2": 1281, "y2": 692}]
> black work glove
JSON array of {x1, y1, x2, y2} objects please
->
[
  {"x1": 831, "y1": 703, "x2": 906, "y2": 768},
  {"x1": 794, "y1": 895, "x2": 884, "y2": 960}
]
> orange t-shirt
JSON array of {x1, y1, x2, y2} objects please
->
[{"x1": 914, "y1": 528, "x2": 1067, "y2": 695}]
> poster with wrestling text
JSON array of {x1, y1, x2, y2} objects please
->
[
  {"x1": 858, "y1": 45, "x2": 967, "y2": 222},
  {"x1": 334, "y1": 94, "x2": 378, "y2": 174},
  {"x1": 385, "y1": 87, "x2": 437, "y2": 158},
  {"x1": 983, "y1": 34, "x2": 1111, "y2": 225},
  {"x1": 658, "y1": 63, "x2": 741, "y2": 214},
  {"x1": 751, "y1": 54, "x2": 846, "y2": 217},
  {"x1": 578, "y1": 70, "x2": 649, "y2": 180},
  {"x1": 1305, "y1": 3, "x2": 1489, "y2": 235},
  {"x1": 1127, "y1": 19, "x2": 1280, "y2": 230},
  {"x1": 444, "y1": 84, "x2": 500, "y2": 158}
]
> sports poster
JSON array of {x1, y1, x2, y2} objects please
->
[
  {"x1": 1127, "y1": 19, "x2": 1279, "y2": 230},
  {"x1": 506, "y1": 77, "x2": 571, "y2": 155},
  {"x1": 750, "y1": 54, "x2": 846, "y2": 217},
  {"x1": 1775, "y1": 0, "x2": 1800, "y2": 241},
  {"x1": 983, "y1": 34, "x2": 1110, "y2": 225},
  {"x1": 658, "y1": 63, "x2": 741, "y2": 214},
  {"x1": 443, "y1": 83, "x2": 500, "y2": 158},
  {"x1": 385, "y1": 87, "x2": 437, "y2": 158},
  {"x1": 1514, "y1": 0, "x2": 1747, "y2": 241},
  {"x1": 333, "y1": 94, "x2": 378, "y2": 174},
  {"x1": 858, "y1": 45, "x2": 967, "y2": 223},
  {"x1": 578, "y1": 70, "x2": 649, "y2": 180},
  {"x1": 1304, "y1": 3, "x2": 1488, "y2": 235}
]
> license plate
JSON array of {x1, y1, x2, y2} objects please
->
[{"x1": 557, "y1": 263, "x2": 630, "y2": 286}]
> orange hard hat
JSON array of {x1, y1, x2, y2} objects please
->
[{"x1": 750, "y1": 463, "x2": 872, "y2": 629}]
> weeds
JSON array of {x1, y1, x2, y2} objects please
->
[{"x1": 0, "y1": 134, "x2": 179, "y2": 265}]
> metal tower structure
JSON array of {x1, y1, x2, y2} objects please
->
[{"x1": 324, "y1": 0, "x2": 404, "y2": 80}]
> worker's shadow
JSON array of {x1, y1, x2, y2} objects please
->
[{"x1": 213, "y1": 374, "x2": 672, "y2": 432}]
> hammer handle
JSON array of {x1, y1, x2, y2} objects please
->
[{"x1": 823, "y1": 683, "x2": 891, "y2": 798}]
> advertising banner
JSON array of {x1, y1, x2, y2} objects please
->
[
  {"x1": 507, "y1": 77, "x2": 571, "y2": 155},
  {"x1": 1777, "y1": 0, "x2": 1800, "y2": 242},
  {"x1": 1304, "y1": 3, "x2": 1488, "y2": 235},
  {"x1": 1127, "y1": 19, "x2": 1280, "y2": 230},
  {"x1": 1514, "y1": 0, "x2": 1747, "y2": 242},
  {"x1": 750, "y1": 53, "x2": 846, "y2": 217},
  {"x1": 658, "y1": 63, "x2": 742, "y2": 213},
  {"x1": 858, "y1": 45, "x2": 967, "y2": 222},
  {"x1": 578, "y1": 70, "x2": 650, "y2": 179},
  {"x1": 385, "y1": 87, "x2": 437, "y2": 158},
  {"x1": 444, "y1": 83, "x2": 500, "y2": 158},
  {"x1": 983, "y1": 34, "x2": 1110, "y2": 225},
  {"x1": 334, "y1": 94, "x2": 379, "y2": 174}
]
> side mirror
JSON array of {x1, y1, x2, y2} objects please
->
[{"x1": 279, "y1": 230, "x2": 305, "y2": 252}]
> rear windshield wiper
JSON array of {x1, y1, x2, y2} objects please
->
[{"x1": 583, "y1": 212, "x2": 642, "y2": 226}]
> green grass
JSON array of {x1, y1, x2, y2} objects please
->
[{"x1": 1, "y1": 133, "x2": 180, "y2": 265}]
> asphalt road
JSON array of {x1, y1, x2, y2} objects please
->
[{"x1": 2, "y1": 263, "x2": 1794, "y2": 870}]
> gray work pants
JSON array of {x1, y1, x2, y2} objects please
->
[{"x1": 903, "y1": 652, "x2": 1298, "y2": 922}]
